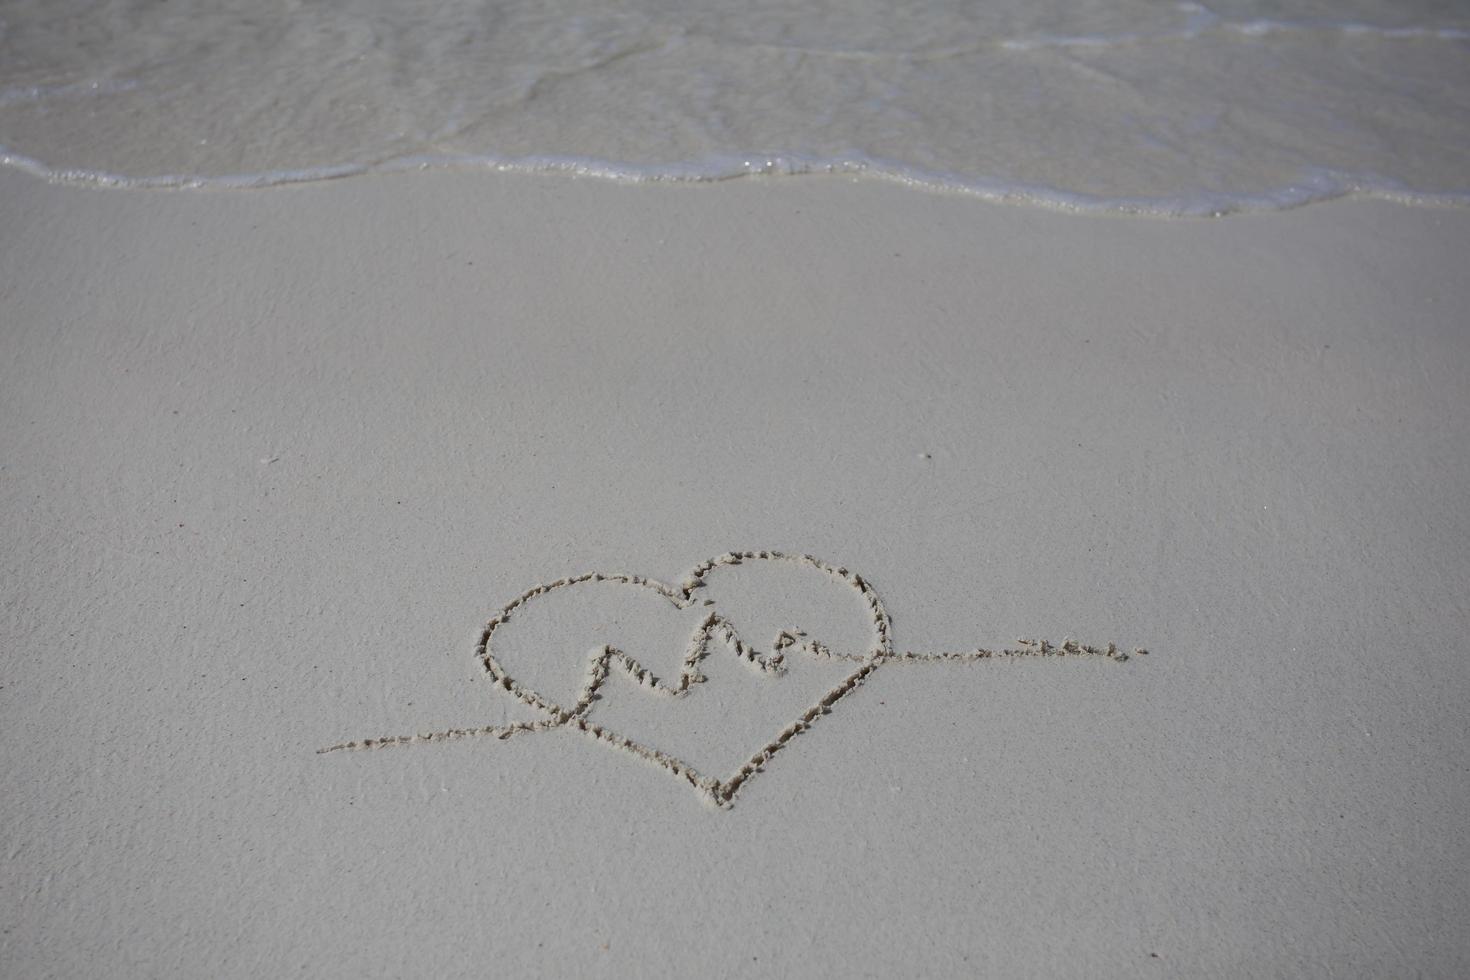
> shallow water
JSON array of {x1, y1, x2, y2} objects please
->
[{"x1": 1, "y1": 0, "x2": 1467, "y2": 212}]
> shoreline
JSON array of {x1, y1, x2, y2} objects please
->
[{"x1": 6, "y1": 145, "x2": 1470, "y2": 218}]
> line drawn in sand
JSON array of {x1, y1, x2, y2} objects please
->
[{"x1": 321, "y1": 551, "x2": 1144, "y2": 807}]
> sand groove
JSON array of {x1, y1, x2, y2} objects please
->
[{"x1": 321, "y1": 551, "x2": 1140, "y2": 806}]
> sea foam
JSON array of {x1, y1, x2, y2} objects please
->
[{"x1": 1, "y1": 0, "x2": 1466, "y2": 214}]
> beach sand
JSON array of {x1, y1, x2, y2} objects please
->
[{"x1": 3, "y1": 166, "x2": 1469, "y2": 976}]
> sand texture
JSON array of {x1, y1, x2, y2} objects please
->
[{"x1": 2, "y1": 168, "x2": 1469, "y2": 977}]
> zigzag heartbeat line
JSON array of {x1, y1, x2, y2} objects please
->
[{"x1": 320, "y1": 551, "x2": 1143, "y2": 807}]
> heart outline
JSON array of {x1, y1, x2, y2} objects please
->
[{"x1": 475, "y1": 551, "x2": 893, "y2": 807}]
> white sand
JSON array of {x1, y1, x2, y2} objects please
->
[{"x1": 2, "y1": 167, "x2": 1469, "y2": 976}]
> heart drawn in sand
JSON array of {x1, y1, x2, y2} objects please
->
[{"x1": 321, "y1": 551, "x2": 1140, "y2": 807}]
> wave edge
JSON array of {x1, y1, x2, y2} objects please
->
[{"x1": 5, "y1": 144, "x2": 1469, "y2": 217}]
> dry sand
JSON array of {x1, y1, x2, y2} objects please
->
[{"x1": 2, "y1": 167, "x2": 1469, "y2": 976}]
